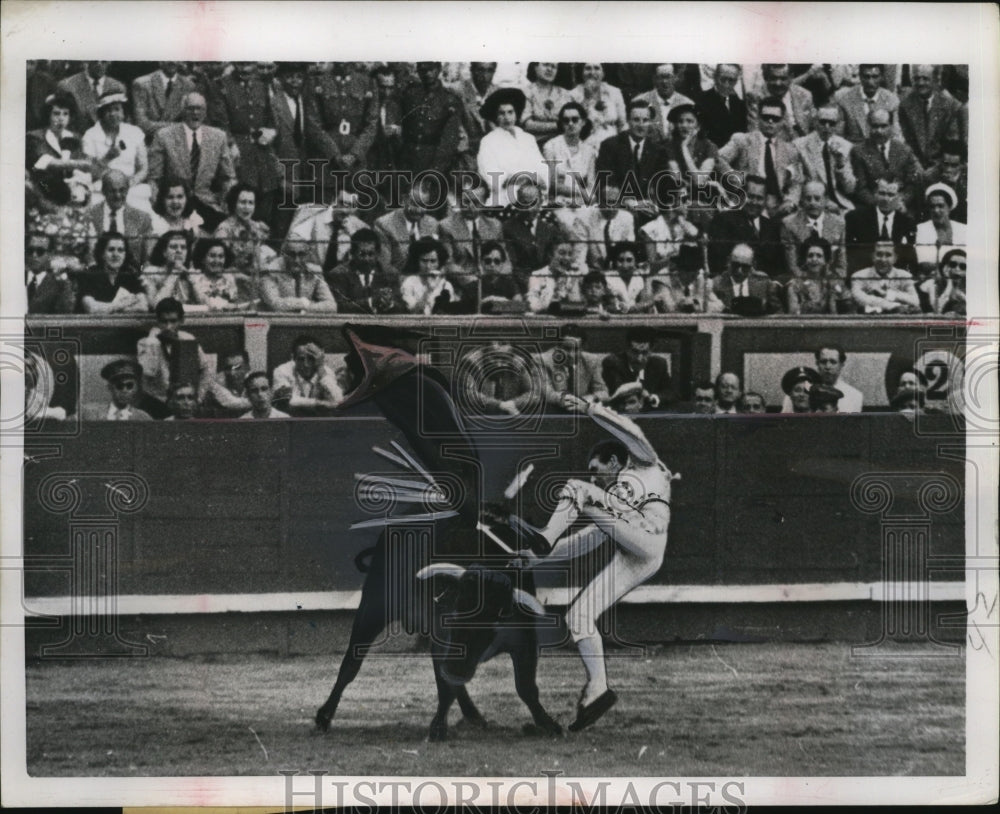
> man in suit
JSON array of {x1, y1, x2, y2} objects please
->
[
  {"x1": 835, "y1": 64, "x2": 901, "y2": 144},
  {"x1": 325, "y1": 228, "x2": 400, "y2": 314},
  {"x1": 81, "y1": 359, "x2": 154, "y2": 421},
  {"x1": 372, "y1": 181, "x2": 440, "y2": 274},
  {"x1": 712, "y1": 243, "x2": 784, "y2": 315},
  {"x1": 601, "y1": 327, "x2": 672, "y2": 412},
  {"x1": 56, "y1": 61, "x2": 127, "y2": 131},
  {"x1": 780, "y1": 180, "x2": 848, "y2": 279},
  {"x1": 501, "y1": 181, "x2": 566, "y2": 278},
  {"x1": 706, "y1": 174, "x2": 784, "y2": 277},
  {"x1": 26, "y1": 233, "x2": 75, "y2": 314},
  {"x1": 575, "y1": 183, "x2": 637, "y2": 271},
  {"x1": 259, "y1": 239, "x2": 339, "y2": 313},
  {"x1": 86, "y1": 169, "x2": 153, "y2": 264},
  {"x1": 696, "y1": 63, "x2": 748, "y2": 149},
  {"x1": 368, "y1": 63, "x2": 404, "y2": 175},
  {"x1": 793, "y1": 105, "x2": 856, "y2": 213},
  {"x1": 844, "y1": 176, "x2": 917, "y2": 273},
  {"x1": 536, "y1": 324, "x2": 609, "y2": 412},
  {"x1": 595, "y1": 99, "x2": 667, "y2": 206},
  {"x1": 132, "y1": 62, "x2": 196, "y2": 140},
  {"x1": 438, "y1": 181, "x2": 504, "y2": 276},
  {"x1": 397, "y1": 61, "x2": 464, "y2": 176},
  {"x1": 747, "y1": 63, "x2": 815, "y2": 141},
  {"x1": 850, "y1": 241, "x2": 921, "y2": 315},
  {"x1": 898, "y1": 64, "x2": 963, "y2": 166},
  {"x1": 633, "y1": 64, "x2": 694, "y2": 143},
  {"x1": 719, "y1": 96, "x2": 802, "y2": 217},
  {"x1": 447, "y1": 61, "x2": 497, "y2": 161},
  {"x1": 293, "y1": 191, "x2": 370, "y2": 271},
  {"x1": 269, "y1": 62, "x2": 318, "y2": 239},
  {"x1": 850, "y1": 108, "x2": 924, "y2": 212},
  {"x1": 148, "y1": 92, "x2": 236, "y2": 226}
]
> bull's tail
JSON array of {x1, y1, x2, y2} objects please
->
[{"x1": 354, "y1": 546, "x2": 376, "y2": 573}]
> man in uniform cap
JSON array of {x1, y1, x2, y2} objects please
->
[
  {"x1": 397, "y1": 62, "x2": 463, "y2": 177},
  {"x1": 809, "y1": 383, "x2": 844, "y2": 413},
  {"x1": 780, "y1": 365, "x2": 821, "y2": 414},
  {"x1": 82, "y1": 359, "x2": 153, "y2": 421}
]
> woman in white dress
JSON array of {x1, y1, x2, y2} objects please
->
[
  {"x1": 81, "y1": 91, "x2": 149, "y2": 209},
  {"x1": 914, "y1": 183, "x2": 966, "y2": 277},
  {"x1": 569, "y1": 63, "x2": 627, "y2": 146},
  {"x1": 477, "y1": 88, "x2": 550, "y2": 206},
  {"x1": 543, "y1": 101, "x2": 598, "y2": 203}
]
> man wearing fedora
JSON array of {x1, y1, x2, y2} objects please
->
[{"x1": 82, "y1": 359, "x2": 154, "y2": 421}]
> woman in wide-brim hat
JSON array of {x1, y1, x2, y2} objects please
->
[{"x1": 476, "y1": 87, "x2": 549, "y2": 207}]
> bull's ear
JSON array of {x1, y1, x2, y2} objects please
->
[
  {"x1": 512, "y1": 588, "x2": 547, "y2": 617},
  {"x1": 416, "y1": 563, "x2": 466, "y2": 581}
]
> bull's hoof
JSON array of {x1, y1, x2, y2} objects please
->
[
  {"x1": 315, "y1": 709, "x2": 332, "y2": 732},
  {"x1": 462, "y1": 712, "x2": 489, "y2": 729},
  {"x1": 523, "y1": 719, "x2": 563, "y2": 737},
  {"x1": 428, "y1": 723, "x2": 449, "y2": 742}
]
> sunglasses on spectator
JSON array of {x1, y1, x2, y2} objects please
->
[
  {"x1": 561, "y1": 116, "x2": 582, "y2": 123},
  {"x1": 817, "y1": 118, "x2": 838, "y2": 125},
  {"x1": 483, "y1": 256, "x2": 503, "y2": 265},
  {"x1": 759, "y1": 114, "x2": 783, "y2": 123},
  {"x1": 946, "y1": 262, "x2": 967, "y2": 270},
  {"x1": 27, "y1": 246, "x2": 49, "y2": 255},
  {"x1": 730, "y1": 262, "x2": 753, "y2": 270},
  {"x1": 112, "y1": 380, "x2": 137, "y2": 390}
]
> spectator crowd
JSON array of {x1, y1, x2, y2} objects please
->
[{"x1": 26, "y1": 61, "x2": 968, "y2": 319}]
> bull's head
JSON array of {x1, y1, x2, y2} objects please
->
[{"x1": 417, "y1": 563, "x2": 545, "y2": 685}]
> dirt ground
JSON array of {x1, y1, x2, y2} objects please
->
[{"x1": 24, "y1": 641, "x2": 963, "y2": 777}]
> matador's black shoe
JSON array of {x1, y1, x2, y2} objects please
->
[
  {"x1": 568, "y1": 689, "x2": 618, "y2": 732},
  {"x1": 508, "y1": 514, "x2": 552, "y2": 556}
]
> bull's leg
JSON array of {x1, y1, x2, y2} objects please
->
[
  {"x1": 454, "y1": 685, "x2": 488, "y2": 729},
  {"x1": 315, "y1": 574, "x2": 392, "y2": 731},
  {"x1": 511, "y1": 637, "x2": 563, "y2": 737},
  {"x1": 429, "y1": 645, "x2": 456, "y2": 742}
]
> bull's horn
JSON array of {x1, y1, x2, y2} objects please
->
[
  {"x1": 416, "y1": 563, "x2": 466, "y2": 581},
  {"x1": 512, "y1": 588, "x2": 547, "y2": 616}
]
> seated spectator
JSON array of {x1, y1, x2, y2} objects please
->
[
  {"x1": 780, "y1": 366, "x2": 820, "y2": 414},
  {"x1": 438, "y1": 181, "x2": 504, "y2": 278},
  {"x1": 241, "y1": 371, "x2": 290, "y2": 419},
  {"x1": 580, "y1": 270, "x2": 621, "y2": 316},
  {"x1": 460, "y1": 340, "x2": 539, "y2": 417},
  {"x1": 81, "y1": 91, "x2": 148, "y2": 208},
  {"x1": 808, "y1": 384, "x2": 843, "y2": 413},
  {"x1": 526, "y1": 238, "x2": 584, "y2": 314},
  {"x1": 373, "y1": 181, "x2": 439, "y2": 275},
  {"x1": 26, "y1": 232, "x2": 75, "y2": 314},
  {"x1": 696, "y1": 64, "x2": 747, "y2": 150},
  {"x1": 640, "y1": 192, "x2": 700, "y2": 273},
  {"x1": 164, "y1": 381, "x2": 199, "y2": 420},
  {"x1": 535, "y1": 324, "x2": 609, "y2": 412},
  {"x1": 260, "y1": 239, "x2": 338, "y2": 313},
  {"x1": 633, "y1": 63, "x2": 694, "y2": 142},
  {"x1": 850, "y1": 109, "x2": 924, "y2": 213},
  {"x1": 706, "y1": 175, "x2": 783, "y2": 277},
  {"x1": 898, "y1": 65, "x2": 962, "y2": 167},
  {"x1": 718, "y1": 96, "x2": 802, "y2": 218},
  {"x1": 569, "y1": 63, "x2": 627, "y2": 145},
  {"x1": 921, "y1": 140, "x2": 967, "y2": 223},
  {"x1": 81, "y1": 359, "x2": 153, "y2": 421},
  {"x1": 851, "y1": 241, "x2": 921, "y2": 315},
  {"x1": 86, "y1": 169, "x2": 153, "y2": 264},
  {"x1": 148, "y1": 92, "x2": 236, "y2": 230},
  {"x1": 76, "y1": 232, "x2": 148, "y2": 314},
  {"x1": 142, "y1": 230, "x2": 197, "y2": 307},
  {"x1": 747, "y1": 63, "x2": 816, "y2": 140},
  {"x1": 136, "y1": 297, "x2": 213, "y2": 411},
  {"x1": 781, "y1": 346, "x2": 863, "y2": 414},
  {"x1": 27, "y1": 170, "x2": 99, "y2": 273},
  {"x1": 577, "y1": 183, "x2": 636, "y2": 271},
  {"x1": 203, "y1": 350, "x2": 252, "y2": 419},
  {"x1": 835, "y1": 64, "x2": 901, "y2": 145},
  {"x1": 844, "y1": 175, "x2": 917, "y2": 273},
  {"x1": 594, "y1": 98, "x2": 666, "y2": 217},
  {"x1": 737, "y1": 391, "x2": 767, "y2": 414},
  {"x1": 689, "y1": 380, "x2": 717, "y2": 415},
  {"x1": 787, "y1": 235, "x2": 850, "y2": 315},
  {"x1": 478, "y1": 241, "x2": 525, "y2": 311},
  {"x1": 272, "y1": 335, "x2": 344, "y2": 416},
  {"x1": 792, "y1": 104, "x2": 856, "y2": 213},
  {"x1": 543, "y1": 101, "x2": 598, "y2": 202},
  {"x1": 399, "y1": 237, "x2": 457, "y2": 315},
  {"x1": 27, "y1": 91, "x2": 94, "y2": 207},
  {"x1": 602, "y1": 327, "x2": 672, "y2": 412},
  {"x1": 501, "y1": 181, "x2": 564, "y2": 277},
  {"x1": 325, "y1": 228, "x2": 401, "y2": 314},
  {"x1": 521, "y1": 62, "x2": 572, "y2": 145},
  {"x1": 292, "y1": 190, "x2": 370, "y2": 272},
  {"x1": 56, "y1": 61, "x2": 127, "y2": 131},
  {"x1": 712, "y1": 243, "x2": 784, "y2": 316},
  {"x1": 664, "y1": 103, "x2": 724, "y2": 187},
  {"x1": 477, "y1": 87, "x2": 549, "y2": 206},
  {"x1": 149, "y1": 177, "x2": 207, "y2": 241},
  {"x1": 919, "y1": 248, "x2": 966, "y2": 316},
  {"x1": 189, "y1": 238, "x2": 253, "y2": 311},
  {"x1": 446, "y1": 61, "x2": 496, "y2": 163},
  {"x1": 25, "y1": 349, "x2": 67, "y2": 423},
  {"x1": 643, "y1": 243, "x2": 723, "y2": 314},
  {"x1": 890, "y1": 387, "x2": 924, "y2": 415},
  {"x1": 213, "y1": 182, "x2": 274, "y2": 274},
  {"x1": 780, "y1": 180, "x2": 847, "y2": 280},
  {"x1": 915, "y1": 183, "x2": 966, "y2": 277},
  {"x1": 714, "y1": 372, "x2": 742, "y2": 414},
  {"x1": 604, "y1": 242, "x2": 646, "y2": 312}
]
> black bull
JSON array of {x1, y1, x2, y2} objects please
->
[{"x1": 315, "y1": 349, "x2": 562, "y2": 739}]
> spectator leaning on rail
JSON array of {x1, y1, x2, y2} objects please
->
[
  {"x1": 136, "y1": 297, "x2": 213, "y2": 412},
  {"x1": 81, "y1": 359, "x2": 153, "y2": 422},
  {"x1": 324, "y1": 228, "x2": 400, "y2": 314},
  {"x1": 203, "y1": 350, "x2": 252, "y2": 418},
  {"x1": 271, "y1": 335, "x2": 344, "y2": 417},
  {"x1": 535, "y1": 324, "x2": 609, "y2": 413},
  {"x1": 241, "y1": 371, "x2": 290, "y2": 419},
  {"x1": 712, "y1": 243, "x2": 784, "y2": 316},
  {"x1": 260, "y1": 237, "x2": 338, "y2": 313},
  {"x1": 601, "y1": 327, "x2": 672, "y2": 413},
  {"x1": 850, "y1": 241, "x2": 921, "y2": 315},
  {"x1": 26, "y1": 232, "x2": 75, "y2": 315}
]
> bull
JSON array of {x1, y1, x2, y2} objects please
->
[{"x1": 314, "y1": 326, "x2": 562, "y2": 740}]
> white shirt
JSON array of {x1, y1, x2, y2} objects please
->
[
  {"x1": 34, "y1": 129, "x2": 78, "y2": 171},
  {"x1": 476, "y1": 126, "x2": 549, "y2": 206},
  {"x1": 781, "y1": 378, "x2": 864, "y2": 414},
  {"x1": 731, "y1": 278, "x2": 750, "y2": 298},
  {"x1": 877, "y1": 210, "x2": 895, "y2": 238},
  {"x1": 82, "y1": 121, "x2": 146, "y2": 180},
  {"x1": 107, "y1": 405, "x2": 133, "y2": 421},
  {"x1": 400, "y1": 274, "x2": 457, "y2": 315},
  {"x1": 240, "y1": 407, "x2": 290, "y2": 419},
  {"x1": 183, "y1": 123, "x2": 200, "y2": 152},
  {"x1": 805, "y1": 213, "x2": 825, "y2": 234},
  {"x1": 101, "y1": 202, "x2": 125, "y2": 233}
]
